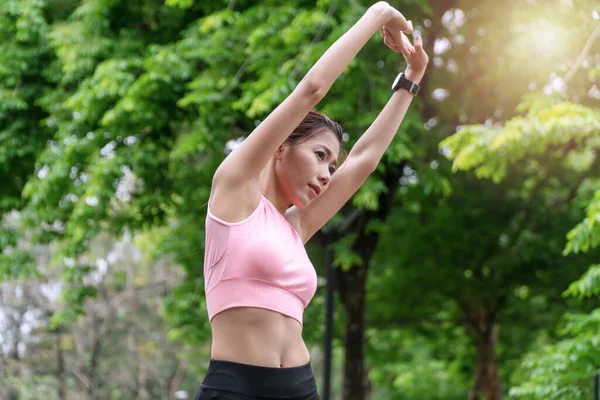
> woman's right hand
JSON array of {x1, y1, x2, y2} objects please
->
[
  {"x1": 381, "y1": 27, "x2": 415, "y2": 57},
  {"x1": 372, "y1": 2, "x2": 415, "y2": 56}
]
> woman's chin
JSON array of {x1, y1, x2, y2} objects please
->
[{"x1": 291, "y1": 193, "x2": 311, "y2": 209}]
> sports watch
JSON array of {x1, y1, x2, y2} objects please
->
[{"x1": 391, "y1": 72, "x2": 420, "y2": 95}]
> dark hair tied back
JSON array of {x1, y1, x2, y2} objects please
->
[{"x1": 286, "y1": 109, "x2": 343, "y2": 146}]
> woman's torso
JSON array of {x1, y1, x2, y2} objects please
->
[{"x1": 205, "y1": 187, "x2": 315, "y2": 368}]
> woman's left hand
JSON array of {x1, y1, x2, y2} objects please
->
[{"x1": 381, "y1": 29, "x2": 429, "y2": 74}]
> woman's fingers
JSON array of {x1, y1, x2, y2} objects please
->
[
  {"x1": 383, "y1": 27, "x2": 400, "y2": 52},
  {"x1": 383, "y1": 27, "x2": 421, "y2": 56},
  {"x1": 413, "y1": 34, "x2": 423, "y2": 51},
  {"x1": 409, "y1": 34, "x2": 429, "y2": 70},
  {"x1": 383, "y1": 20, "x2": 428, "y2": 67},
  {"x1": 398, "y1": 32, "x2": 415, "y2": 57}
]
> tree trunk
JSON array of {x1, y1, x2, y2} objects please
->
[
  {"x1": 338, "y1": 265, "x2": 369, "y2": 400},
  {"x1": 56, "y1": 331, "x2": 67, "y2": 400},
  {"x1": 86, "y1": 314, "x2": 103, "y2": 400},
  {"x1": 335, "y1": 160, "x2": 405, "y2": 399},
  {"x1": 168, "y1": 360, "x2": 187, "y2": 400},
  {"x1": 137, "y1": 352, "x2": 150, "y2": 400},
  {"x1": 7, "y1": 311, "x2": 25, "y2": 400},
  {"x1": 467, "y1": 310, "x2": 502, "y2": 400},
  {"x1": 72, "y1": 325, "x2": 91, "y2": 395}
]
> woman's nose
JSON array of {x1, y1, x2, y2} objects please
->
[{"x1": 318, "y1": 170, "x2": 330, "y2": 186}]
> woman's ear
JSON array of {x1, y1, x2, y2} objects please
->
[{"x1": 275, "y1": 144, "x2": 285, "y2": 160}]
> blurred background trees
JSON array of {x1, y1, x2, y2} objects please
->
[{"x1": 0, "y1": 0, "x2": 598, "y2": 399}]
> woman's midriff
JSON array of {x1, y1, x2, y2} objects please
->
[{"x1": 209, "y1": 307, "x2": 310, "y2": 368}]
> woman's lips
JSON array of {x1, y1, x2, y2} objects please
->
[{"x1": 309, "y1": 184, "x2": 320, "y2": 197}]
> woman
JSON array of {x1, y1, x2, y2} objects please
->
[{"x1": 196, "y1": 1, "x2": 429, "y2": 399}]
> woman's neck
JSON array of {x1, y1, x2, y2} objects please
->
[{"x1": 259, "y1": 160, "x2": 290, "y2": 215}]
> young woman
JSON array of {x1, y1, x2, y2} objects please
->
[{"x1": 196, "y1": 2, "x2": 429, "y2": 399}]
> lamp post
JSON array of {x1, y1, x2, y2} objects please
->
[
  {"x1": 322, "y1": 238, "x2": 335, "y2": 400},
  {"x1": 594, "y1": 366, "x2": 599, "y2": 400}
]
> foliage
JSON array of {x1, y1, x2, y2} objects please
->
[
  {"x1": 1, "y1": 0, "x2": 600, "y2": 398},
  {"x1": 441, "y1": 83, "x2": 600, "y2": 400},
  {"x1": 0, "y1": 231, "x2": 198, "y2": 400}
]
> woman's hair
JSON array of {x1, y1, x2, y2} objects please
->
[{"x1": 286, "y1": 109, "x2": 343, "y2": 146}]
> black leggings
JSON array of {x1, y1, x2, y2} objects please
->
[{"x1": 194, "y1": 359, "x2": 320, "y2": 400}]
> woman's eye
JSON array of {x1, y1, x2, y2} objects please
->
[
  {"x1": 329, "y1": 167, "x2": 336, "y2": 175},
  {"x1": 316, "y1": 151, "x2": 325, "y2": 160}
]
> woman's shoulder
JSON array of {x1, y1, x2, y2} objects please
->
[{"x1": 207, "y1": 180, "x2": 262, "y2": 225}]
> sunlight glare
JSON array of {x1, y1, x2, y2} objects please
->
[{"x1": 518, "y1": 19, "x2": 566, "y2": 57}]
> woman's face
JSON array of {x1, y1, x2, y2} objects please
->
[{"x1": 276, "y1": 129, "x2": 341, "y2": 208}]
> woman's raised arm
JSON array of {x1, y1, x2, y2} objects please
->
[
  {"x1": 290, "y1": 31, "x2": 429, "y2": 243},
  {"x1": 213, "y1": 2, "x2": 412, "y2": 185}
]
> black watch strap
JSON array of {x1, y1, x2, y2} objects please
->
[{"x1": 391, "y1": 72, "x2": 420, "y2": 95}]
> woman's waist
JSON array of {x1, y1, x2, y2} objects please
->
[
  {"x1": 210, "y1": 340, "x2": 311, "y2": 368},
  {"x1": 210, "y1": 307, "x2": 310, "y2": 368}
]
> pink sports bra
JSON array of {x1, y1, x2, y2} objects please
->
[{"x1": 204, "y1": 194, "x2": 318, "y2": 326}]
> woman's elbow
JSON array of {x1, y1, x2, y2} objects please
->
[{"x1": 297, "y1": 75, "x2": 327, "y2": 103}]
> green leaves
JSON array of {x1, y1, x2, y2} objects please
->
[
  {"x1": 0, "y1": 248, "x2": 37, "y2": 280},
  {"x1": 445, "y1": 101, "x2": 599, "y2": 172},
  {"x1": 509, "y1": 314, "x2": 600, "y2": 400},
  {"x1": 332, "y1": 234, "x2": 363, "y2": 271},
  {"x1": 564, "y1": 265, "x2": 600, "y2": 299},
  {"x1": 0, "y1": 0, "x2": 55, "y2": 281},
  {"x1": 441, "y1": 87, "x2": 600, "y2": 398},
  {"x1": 49, "y1": 20, "x2": 114, "y2": 84},
  {"x1": 352, "y1": 176, "x2": 388, "y2": 210},
  {"x1": 565, "y1": 190, "x2": 600, "y2": 255},
  {"x1": 442, "y1": 101, "x2": 600, "y2": 183},
  {"x1": 165, "y1": 0, "x2": 195, "y2": 9}
]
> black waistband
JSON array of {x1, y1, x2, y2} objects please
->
[{"x1": 201, "y1": 359, "x2": 318, "y2": 398}]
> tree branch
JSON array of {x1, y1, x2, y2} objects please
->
[
  {"x1": 71, "y1": 367, "x2": 94, "y2": 394},
  {"x1": 368, "y1": 315, "x2": 461, "y2": 328},
  {"x1": 290, "y1": 4, "x2": 338, "y2": 81},
  {"x1": 564, "y1": 23, "x2": 600, "y2": 84},
  {"x1": 551, "y1": 174, "x2": 587, "y2": 208},
  {"x1": 219, "y1": 57, "x2": 253, "y2": 99},
  {"x1": 168, "y1": 360, "x2": 188, "y2": 400}
]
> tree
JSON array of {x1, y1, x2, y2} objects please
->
[
  {"x1": 330, "y1": 1, "x2": 600, "y2": 398},
  {"x1": 0, "y1": 0, "x2": 59, "y2": 280},
  {"x1": 0, "y1": 227, "x2": 194, "y2": 400},
  {"x1": 438, "y1": 19, "x2": 600, "y2": 396}
]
